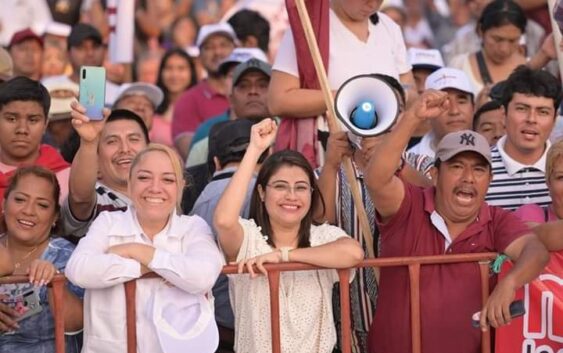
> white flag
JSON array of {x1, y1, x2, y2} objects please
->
[{"x1": 108, "y1": 0, "x2": 134, "y2": 63}]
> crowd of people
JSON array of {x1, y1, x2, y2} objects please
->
[{"x1": 0, "y1": 0, "x2": 562, "y2": 353}]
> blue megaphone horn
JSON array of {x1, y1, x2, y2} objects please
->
[{"x1": 334, "y1": 74, "x2": 401, "y2": 137}]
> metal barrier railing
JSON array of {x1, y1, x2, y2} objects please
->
[
  {"x1": 124, "y1": 252, "x2": 498, "y2": 353},
  {"x1": 0, "y1": 274, "x2": 66, "y2": 353},
  {"x1": 0, "y1": 253, "x2": 498, "y2": 353}
]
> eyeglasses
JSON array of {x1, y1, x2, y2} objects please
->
[{"x1": 266, "y1": 182, "x2": 313, "y2": 196}]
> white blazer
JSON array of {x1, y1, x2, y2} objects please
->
[{"x1": 65, "y1": 208, "x2": 224, "y2": 353}]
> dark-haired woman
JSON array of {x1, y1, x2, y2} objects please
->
[
  {"x1": 0, "y1": 166, "x2": 83, "y2": 353},
  {"x1": 214, "y1": 119, "x2": 364, "y2": 353},
  {"x1": 450, "y1": 0, "x2": 529, "y2": 95},
  {"x1": 152, "y1": 48, "x2": 198, "y2": 147}
]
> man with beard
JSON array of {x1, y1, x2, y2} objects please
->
[{"x1": 172, "y1": 23, "x2": 236, "y2": 160}]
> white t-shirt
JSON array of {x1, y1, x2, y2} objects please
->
[
  {"x1": 273, "y1": 10, "x2": 411, "y2": 89},
  {"x1": 229, "y1": 218, "x2": 352, "y2": 353}
]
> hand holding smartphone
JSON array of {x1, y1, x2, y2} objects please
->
[
  {"x1": 471, "y1": 299, "x2": 525, "y2": 328},
  {"x1": 79, "y1": 66, "x2": 106, "y2": 120}
]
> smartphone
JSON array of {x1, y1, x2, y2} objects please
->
[
  {"x1": 79, "y1": 66, "x2": 106, "y2": 120},
  {"x1": 471, "y1": 300, "x2": 525, "y2": 328}
]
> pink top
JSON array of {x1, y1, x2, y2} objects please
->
[
  {"x1": 171, "y1": 80, "x2": 229, "y2": 141},
  {"x1": 513, "y1": 203, "x2": 558, "y2": 223},
  {"x1": 150, "y1": 115, "x2": 174, "y2": 148}
]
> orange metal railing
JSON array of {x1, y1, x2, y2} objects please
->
[
  {"x1": 123, "y1": 252, "x2": 498, "y2": 353},
  {"x1": 0, "y1": 253, "x2": 498, "y2": 353},
  {"x1": 0, "y1": 274, "x2": 66, "y2": 353}
]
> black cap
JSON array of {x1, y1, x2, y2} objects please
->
[
  {"x1": 209, "y1": 120, "x2": 254, "y2": 161},
  {"x1": 67, "y1": 23, "x2": 102, "y2": 50}
]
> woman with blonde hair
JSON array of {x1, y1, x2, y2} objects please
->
[{"x1": 66, "y1": 143, "x2": 224, "y2": 353}]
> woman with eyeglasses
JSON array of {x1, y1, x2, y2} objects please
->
[{"x1": 214, "y1": 118, "x2": 364, "y2": 353}]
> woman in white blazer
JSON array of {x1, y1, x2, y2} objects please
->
[{"x1": 66, "y1": 144, "x2": 224, "y2": 353}]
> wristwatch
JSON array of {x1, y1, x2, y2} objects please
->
[{"x1": 279, "y1": 247, "x2": 293, "y2": 262}]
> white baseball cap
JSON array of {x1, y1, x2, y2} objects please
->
[
  {"x1": 42, "y1": 76, "x2": 79, "y2": 120},
  {"x1": 425, "y1": 67, "x2": 474, "y2": 96},
  {"x1": 408, "y1": 48, "x2": 444, "y2": 71},
  {"x1": 218, "y1": 47, "x2": 269, "y2": 74},
  {"x1": 114, "y1": 82, "x2": 164, "y2": 108},
  {"x1": 44, "y1": 21, "x2": 72, "y2": 37},
  {"x1": 149, "y1": 287, "x2": 219, "y2": 353},
  {"x1": 196, "y1": 23, "x2": 236, "y2": 48}
]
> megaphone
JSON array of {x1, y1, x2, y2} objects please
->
[{"x1": 334, "y1": 74, "x2": 401, "y2": 137}]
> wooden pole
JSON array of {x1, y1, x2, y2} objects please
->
[
  {"x1": 294, "y1": 0, "x2": 375, "y2": 258},
  {"x1": 548, "y1": 0, "x2": 563, "y2": 85}
]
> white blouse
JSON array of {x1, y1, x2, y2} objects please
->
[
  {"x1": 65, "y1": 208, "x2": 224, "y2": 353},
  {"x1": 229, "y1": 218, "x2": 353, "y2": 353}
]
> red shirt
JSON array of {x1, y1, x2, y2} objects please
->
[
  {"x1": 368, "y1": 182, "x2": 529, "y2": 353},
  {"x1": 171, "y1": 80, "x2": 229, "y2": 141}
]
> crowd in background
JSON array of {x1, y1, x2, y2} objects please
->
[{"x1": 0, "y1": 1, "x2": 562, "y2": 353}]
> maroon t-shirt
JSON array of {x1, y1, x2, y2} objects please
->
[
  {"x1": 171, "y1": 80, "x2": 229, "y2": 141},
  {"x1": 368, "y1": 182, "x2": 530, "y2": 353}
]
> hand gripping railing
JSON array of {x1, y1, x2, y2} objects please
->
[
  {"x1": 123, "y1": 252, "x2": 497, "y2": 353},
  {"x1": 0, "y1": 274, "x2": 66, "y2": 353}
]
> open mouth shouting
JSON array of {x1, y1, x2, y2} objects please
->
[{"x1": 453, "y1": 186, "x2": 477, "y2": 206}]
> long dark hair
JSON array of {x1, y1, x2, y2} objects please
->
[
  {"x1": 155, "y1": 48, "x2": 197, "y2": 114},
  {"x1": 249, "y1": 150, "x2": 325, "y2": 249}
]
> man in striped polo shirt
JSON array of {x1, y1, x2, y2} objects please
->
[{"x1": 485, "y1": 66, "x2": 561, "y2": 210}]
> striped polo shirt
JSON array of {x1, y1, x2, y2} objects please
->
[{"x1": 485, "y1": 136, "x2": 551, "y2": 210}]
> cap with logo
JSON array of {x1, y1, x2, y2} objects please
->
[
  {"x1": 9, "y1": 28, "x2": 44, "y2": 49},
  {"x1": 114, "y1": 82, "x2": 164, "y2": 109},
  {"x1": 435, "y1": 130, "x2": 492, "y2": 165},
  {"x1": 425, "y1": 67, "x2": 474, "y2": 96},
  {"x1": 196, "y1": 23, "x2": 236, "y2": 48},
  {"x1": 408, "y1": 48, "x2": 444, "y2": 72},
  {"x1": 67, "y1": 23, "x2": 103, "y2": 49},
  {"x1": 231, "y1": 59, "x2": 272, "y2": 86}
]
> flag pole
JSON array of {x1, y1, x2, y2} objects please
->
[{"x1": 295, "y1": 0, "x2": 375, "y2": 258}]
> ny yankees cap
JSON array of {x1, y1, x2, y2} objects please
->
[{"x1": 435, "y1": 130, "x2": 492, "y2": 166}]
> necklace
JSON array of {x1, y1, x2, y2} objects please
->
[{"x1": 5, "y1": 237, "x2": 41, "y2": 269}]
